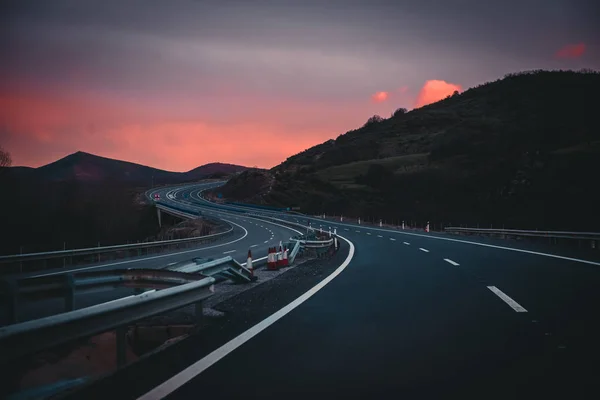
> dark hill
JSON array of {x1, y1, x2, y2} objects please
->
[
  {"x1": 217, "y1": 69, "x2": 600, "y2": 231},
  {"x1": 0, "y1": 152, "x2": 247, "y2": 254},
  {"x1": 27, "y1": 151, "x2": 246, "y2": 185}
]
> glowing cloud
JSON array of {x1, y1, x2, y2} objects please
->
[
  {"x1": 371, "y1": 91, "x2": 389, "y2": 103},
  {"x1": 414, "y1": 80, "x2": 462, "y2": 108},
  {"x1": 555, "y1": 43, "x2": 586, "y2": 59}
]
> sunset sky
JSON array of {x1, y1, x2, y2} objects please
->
[{"x1": 1, "y1": 0, "x2": 598, "y2": 171}]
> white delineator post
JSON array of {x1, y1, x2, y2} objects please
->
[
  {"x1": 358, "y1": 217, "x2": 361, "y2": 225},
  {"x1": 282, "y1": 247, "x2": 289, "y2": 266},
  {"x1": 340, "y1": 216, "x2": 343, "y2": 222},
  {"x1": 247, "y1": 249, "x2": 253, "y2": 276},
  {"x1": 277, "y1": 244, "x2": 283, "y2": 267},
  {"x1": 328, "y1": 227, "x2": 331, "y2": 237},
  {"x1": 379, "y1": 219, "x2": 382, "y2": 227},
  {"x1": 425, "y1": 222, "x2": 430, "y2": 233},
  {"x1": 402, "y1": 221, "x2": 405, "y2": 230}
]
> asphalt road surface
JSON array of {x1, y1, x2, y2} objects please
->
[
  {"x1": 11, "y1": 181, "x2": 600, "y2": 398},
  {"x1": 1, "y1": 183, "x2": 303, "y2": 325}
]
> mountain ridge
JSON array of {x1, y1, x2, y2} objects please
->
[
  {"x1": 2, "y1": 150, "x2": 248, "y2": 185},
  {"x1": 214, "y1": 69, "x2": 600, "y2": 231}
]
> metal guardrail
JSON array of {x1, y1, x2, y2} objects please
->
[
  {"x1": 289, "y1": 240, "x2": 301, "y2": 264},
  {"x1": 292, "y1": 238, "x2": 335, "y2": 248},
  {"x1": 1, "y1": 269, "x2": 211, "y2": 325},
  {"x1": 444, "y1": 227, "x2": 600, "y2": 243},
  {"x1": 0, "y1": 276, "x2": 215, "y2": 365},
  {"x1": 166, "y1": 256, "x2": 256, "y2": 283},
  {"x1": 0, "y1": 212, "x2": 234, "y2": 275}
]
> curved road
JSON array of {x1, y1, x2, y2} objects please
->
[
  {"x1": 4, "y1": 182, "x2": 302, "y2": 324},
  {"x1": 33, "y1": 181, "x2": 600, "y2": 398}
]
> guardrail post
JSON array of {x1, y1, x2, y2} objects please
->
[
  {"x1": 3, "y1": 280, "x2": 19, "y2": 324},
  {"x1": 195, "y1": 301, "x2": 204, "y2": 324},
  {"x1": 65, "y1": 273, "x2": 75, "y2": 312},
  {"x1": 116, "y1": 326, "x2": 127, "y2": 367}
]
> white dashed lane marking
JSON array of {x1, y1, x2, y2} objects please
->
[
  {"x1": 403, "y1": 242, "x2": 410, "y2": 245},
  {"x1": 377, "y1": 235, "x2": 383, "y2": 238},
  {"x1": 419, "y1": 248, "x2": 429, "y2": 253},
  {"x1": 390, "y1": 238, "x2": 396, "y2": 241},
  {"x1": 487, "y1": 286, "x2": 527, "y2": 312},
  {"x1": 223, "y1": 250, "x2": 236, "y2": 254},
  {"x1": 444, "y1": 258, "x2": 459, "y2": 266}
]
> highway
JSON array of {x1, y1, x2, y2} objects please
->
[
  {"x1": 9, "y1": 181, "x2": 600, "y2": 398},
  {"x1": 1, "y1": 182, "x2": 304, "y2": 324}
]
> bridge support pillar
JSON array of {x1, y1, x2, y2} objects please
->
[{"x1": 157, "y1": 207, "x2": 162, "y2": 228}]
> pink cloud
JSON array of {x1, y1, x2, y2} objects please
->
[
  {"x1": 555, "y1": 43, "x2": 586, "y2": 59},
  {"x1": 398, "y1": 86, "x2": 409, "y2": 94},
  {"x1": 371, "y1": 91, "x2": 389, "y2": 103},
  {"x1": 414, "y1": 80, "x2": 462, "y2": 108}
]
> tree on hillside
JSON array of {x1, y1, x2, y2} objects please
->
[
  {"x1": 392, "y1": 107, "x2": 408, "y2": 118},
  {"x1": 0, "y1": 145, "x2": 12, "y2": 168},
  {"x1": 363, "y1": 115, "x2": 384, "y2": 127}
]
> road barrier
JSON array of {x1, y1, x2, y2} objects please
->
[
  {"x1": 0, "y1": 211, "x2": 235, "y2": 276},
  {"x1": 444, "y1": 227, "x2": 600, "y2": 248},
  {"x1": 0, "y1": 276, "x2": 216, "y2": 365},
  {"x1": 165, "y1": 256, "x2": 255, "y2": 283},
  {"x1": 1, "y1": 269, "x2": 211, "y2": 325}
]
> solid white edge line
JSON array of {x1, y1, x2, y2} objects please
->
[
  {"x1": 444, "y1": 258, "x2": 460, "y2": 266},
  {"x1": 419, "y1": 248, "x2": 429, "y2": 252},
  {"x1": 138, "y1": 234, "x2": 355, "y2": 400},
  {"x1": 290, "y1": 219, "x2": 600, "y2": 267},
  {"x1": 487, "y1": 286, "x2": 528, "y2": 312}
]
